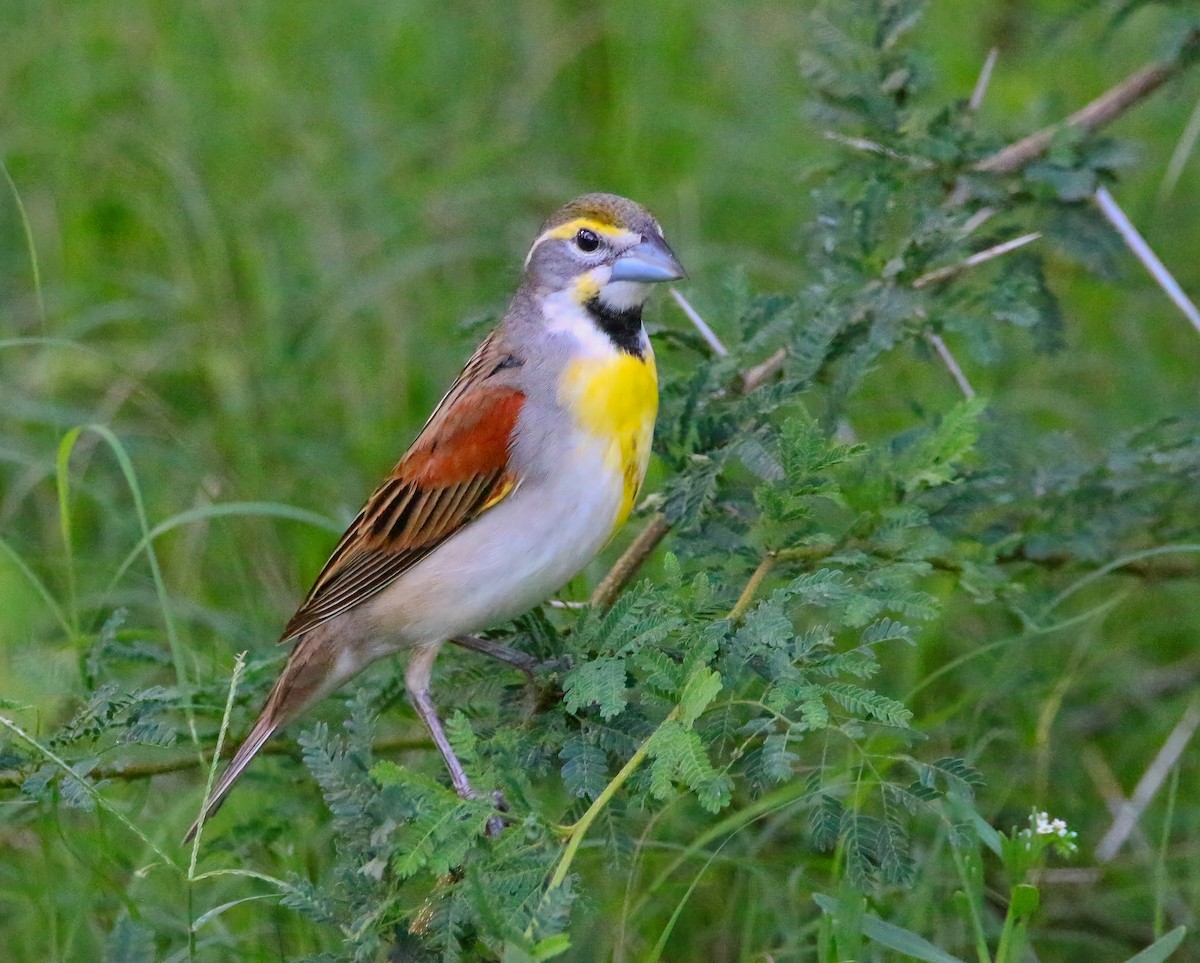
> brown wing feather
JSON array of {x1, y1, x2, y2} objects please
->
[{"x1": 279, "y1": 337, "x2": 525, "y2": 643}]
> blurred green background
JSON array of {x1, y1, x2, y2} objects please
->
[{"x1": 3, "y1": 0, "x2": 1200, "y2": 958}]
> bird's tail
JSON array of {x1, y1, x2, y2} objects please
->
[
  {"x1": 183, "y1": 624, "x2": 350, "y2": 844},
  {"x1": 183, "y1": 710, "x2": 279, "y2": 844}
]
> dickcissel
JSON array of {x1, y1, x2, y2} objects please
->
[{"x1": 186, "y1": 193, "x2": 685, "y2": 841}]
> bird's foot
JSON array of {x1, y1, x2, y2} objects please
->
[
  {"x1": 536, "y1": 655, "x2": 573, "y2": 674},
  {"x1": 464, "y1": 788, "x2": 509, "y2": 837}
]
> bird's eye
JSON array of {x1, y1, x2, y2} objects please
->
[{"x1": 574, "y1": 228, "x2": 600, "y2": 253}]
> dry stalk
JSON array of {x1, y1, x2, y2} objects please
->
[
  {"x1": 975, "y1": 36, "x2": 1200, "y2": 174},
  {"x1": 1095, "y1": 697, "x2": 1200, "y2": 863}
]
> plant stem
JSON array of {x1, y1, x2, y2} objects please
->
[
  {"x1": 728, "y1": 554, "x2": 777, "y2": 622},
  {"x1": 547, "y1": 706, "x2": 680, "y2": 891},
  {"x1": 949, "y1": 843, "x2": 992, "y2": 963},
  {"x1": 591, "y1": 512, "x2": 672, "y2": 609},
  {"x1": 0, "y1": 733, "x2": 434, "y2": 787},
  {"x1": 189, "y1": 652, "x2": 246, "y2": 876}
]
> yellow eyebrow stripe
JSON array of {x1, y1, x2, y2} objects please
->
[
  {"x1": 543, "y1": 217, "x2": 626, "y2": 240},
  {"x1": 532, "y1": 218, "x2": 637, "y2": 249},
  {"x1": 524, "y1": 218, "x2": 640, "y2": 268}
]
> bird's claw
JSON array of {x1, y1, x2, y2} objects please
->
[{"x1": 536, "y1": 655, "x2": 573, "y2": 674}]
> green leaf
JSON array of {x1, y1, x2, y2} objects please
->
[
  {"x1": 191, "y1": 894, "x2": 279, "y2": 931},
  {"x1": 678, "y1": 667, "x2": 722, "y2": 725},
  {"x1": 815, "y1": 894, "x2": 968, "y2": 963},
  {"x1": 663, "y1": 455, "x2": 722, "y2": 530},
  {"x1": 532, "y1": 935, "x2": 572, "y2": 960},
  {"x1": 390, "y1": 798, "x2": 492, "y2": 879},
  {"x1": 1123, "y1": 927, "x2": 1188, "y2": 963},
  {"x1": 826, "y1": 683, "x2": 913, "y2": 727},
  {"x1": 861, "y1": 617, "x2": 915, "y2": 646},
  {"x1": 560, "y1": 737, "x2": 607, "y2": 800},
  {"x1": 1009, "y1": 883, "x2": 1040, "y2": 918},
  {"x1": 563, "y1": 657, "x2": 629, "y2": 720},
  {"x1": 648, "y1": 720, "x2": 732, "y2": 812},
  {"x1": 759, "y1": 732, "x2": 799, "y2": 784},
  {"x1": 893, "y1": 397, "x2": 985, "y2": 492}
]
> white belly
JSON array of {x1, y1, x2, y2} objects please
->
[{"x1": 360, "y1": 439, "x2": 622, "y2": 650}]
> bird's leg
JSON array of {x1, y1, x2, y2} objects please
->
[
  {"x1": 449, "y1": 634, "x2": 538, "y2": 677},
  {"x1": 405, "y1": 645, "x2": 506, "y2": 836}
]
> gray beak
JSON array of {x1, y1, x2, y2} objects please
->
[{"x1": 609, "y1": 233, "x2": 687, "y2": 283}]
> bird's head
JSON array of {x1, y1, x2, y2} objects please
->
[{"x1": 522, "y1": 193, "x2": 686, "y2": 314}]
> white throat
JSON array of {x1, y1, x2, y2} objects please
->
[{"x1": 597, "y1": 279, "x2": 651, "y2": 311}]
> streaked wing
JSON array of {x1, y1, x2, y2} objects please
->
[{"x1": 279, "y1": 336, "x2": 525, "y2": 643}]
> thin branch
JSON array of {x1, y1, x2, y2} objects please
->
[
  {"x1": 1094, "y1": 186, "x2": 1200, "y2": 337},
  {"x1": 589, "y1": 512, "x2": 672, "y2": 609},
  {"x1": 969, "y1": 48, "x2": 999, "y2": 112},
  {"x1": 996, "y1": 545, "x2": 1200, "y2": 580},
  {"x1": 671, "y1": 288, "x2": 728, "y2": 356},
  {"x1": 912, "y1": 232, "x2": 1043, "y2": 289},
  {"x1": 975, "y1": 35, "x2": 1200, "y2": 174},
  {"x1": 822, "y1": 131, "x2": 934, "y2": 169},
  {"x1": 925, "y1": 333, "x2": 976, "y2": 400},
  {"x1": 959, "y1": 207, "x2": 995, "y2": 237},
  {"x1": 189, "y1": 652, "x2": 246, "y2": 865},
  {"x1": 1095, "y1": 697, "x2": 1200, "y2": 863},
  {"x1": 544, "y1": 704, "x2": 681, "y2": 893},
  {"x1": 728, "y1": 555, "x2": 777, "y2": 622},
  {"x1": 1081, "y1": 746, "x2": 1155, "y2": 856},
  {"x1": 911, "y1": 232, "x2": 1041, "y2": 397},
  {"x1": 738, "y1": 347, "x2": 787, "y2": 394},
  {"x1": 0, "y1": 733, "x2": 433, "y2": 788}
]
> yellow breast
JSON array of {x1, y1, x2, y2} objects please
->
[{"x1": 560, "y1": 349, "x2": 658, "y2": 530}]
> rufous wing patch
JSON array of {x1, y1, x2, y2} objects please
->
[{"x1": 279, "y1": 379, "x2": 525, "y2": 643}]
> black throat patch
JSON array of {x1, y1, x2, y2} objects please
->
[{"x1": 585, "y1": 297, "x2": 644, "y2": 358}]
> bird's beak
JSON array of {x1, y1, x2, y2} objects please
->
[{"x1": 610, "y1": 233, "x2": 687, "y2": 283}]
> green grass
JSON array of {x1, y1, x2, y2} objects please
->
[{"x1": 4, "y1": 0, "x2": 1200, "y2": 959}]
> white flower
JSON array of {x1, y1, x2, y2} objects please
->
[{"x1": 1034, "y1": 811, "x2": 1071, "y2": 837}]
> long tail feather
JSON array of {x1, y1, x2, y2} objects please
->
[
  {"x1": 184, "y1": 626, "x2": 345, "y2": 844},
  {"x1": 183, "y1": 713, "x2": 279, "y2": 844}
]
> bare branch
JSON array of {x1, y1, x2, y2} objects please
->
[
  {"x1": 671, "y1": 288, "x2": 728, "y2": 357},
  {"x1": 959, "y1": 207, "x2": 995, "y2": 237},
  {"x1": 912, "y1": 231, "x2": 1042, "y2": 289},
  {"x1": 738, "y1": 347, "x2": 787, "y2": 394},
  {"x1": 728, "y1": 554, "x2": 777, "y2": 622},
  {"x1": 0, "y1": 733, "x2": 433, "y2": 787},
  {"x1": 1158, "y1": 92, "x2": 1200, "y2": 205},
  {"x1": 589, "y1": 512, "x2": 672, "y2": 609},
  {"x1": 975, "y1": 36, "x2": 1200, "y2": 174},
  {"x1": 912, "y1": 232, "x2": 1041, "y2": 396},
  {"x1": 1094, "y1": 186, "x2": 1200, "y2": 337},
  {"x1": 969, "y1": 48, "x2": 999, "y2": 112},
  {"x1": 822, "y1": 130, "x2": 934, "y2": 169},
  {"x1": 1095, "y1": 697, "x2": 1200, "y2": 863},
  {"x1": 925, "y1": 333, "x2": 976, "y2": 400}
]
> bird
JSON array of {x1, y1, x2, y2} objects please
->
[{"x1": 185, "y1": 193, "x2": 686, "y2": 842}]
